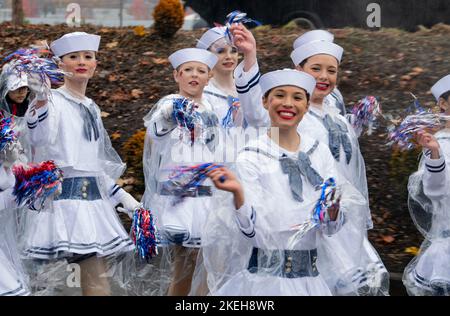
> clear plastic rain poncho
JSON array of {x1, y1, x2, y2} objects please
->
[
  {"x1": 0, "y1": 64, "x2": 32, "y2": 296},
  {"x1": 141, "y1": 94, "x2": 241, "y2": 296},
  {"x1": 298, "y1": 105, "x2": 389, "y2": 295},
  {"x1": 191, "y1": 133, "x2": 389, "y2": 296},
  {"x1": 0, "y1": 165, "x2": 30, "y2": 296},
  {"x1": 16, "y1": 85, "x2": 137, "y2": 296},
  {"x1": 299, "y1": 104, "x2": 372, "y2": 229},
  {"x1": 403, "y1": 130, "x2": 450, "y2": 296}
]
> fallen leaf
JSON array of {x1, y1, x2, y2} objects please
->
[
  {"x1": 134, "y1": 25, "x2": 148, "y2": 36},
  {"x1": 404, "y1": 247, "x2": 419, "y2": 256},
  {"x1": 131, "y1": 89, "x2": 144, "y2": 98},
  {"x1": 381, "y1": 235, "x2": 395, "y2": 243},
  {"x1": 101, "y1": 111, "x2": 110, "y2": 118},
  {"x1": 151, "y1": 57, "x2": 169, "y2": 65},
  {"x1": 110, "y1": 131, "x2": 121, "y2": 140},
  {"x1": 106, "y1": 41, "x2": 119, "y2": 49},
  {"x1": 111, "y1": 91, "x2": 131, "y2": 102},
  {"x1": 108, "y1": 74, "x2": 118, "y2": 82}
]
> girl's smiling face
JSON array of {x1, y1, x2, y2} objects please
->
[
  {"x1": 297, "y1": 54, "x2": 338, "y2": 100},
  {"x1": 263, "y1": 85, "x2": 309, "y2": 130},
  {"x1": 174, "y1": 61, "x2": 211, "y2": 99}
]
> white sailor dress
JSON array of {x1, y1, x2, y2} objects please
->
[
  {"x1": 21, "y1": 88, "x2": 134, "y2": 260},
  {"x1": 403, "y1": 130, "x2": 450, "y2": 296},
  {"x1": 143, "y1": 95, "x2": 225, "y2": 248},
  {"x1": 209, "y1": 134, "x2": 354, "y2": 296}
]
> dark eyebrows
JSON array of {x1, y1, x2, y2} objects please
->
[{"x1": 309, "y1": 63, "x2": 337, "y2": 70}]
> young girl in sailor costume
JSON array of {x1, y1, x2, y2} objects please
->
[
  {"x1": 226, "y1": 24, "x2": 389, "y2": 295},
  {"x1": 199, "y1": 69, "x2": 367, "y2": 296},
  {"x1": 231, "y1": 28, "x2": 347, "y2": 123},
  {"x1": 21, "y1": 32, "x2": 139, "y2": 296},
  {"x1": 403, "y1": 75, "x2": 450, "y2": 296},
  {"x1": 142, "y1": 48, "x2": 224, "y2": 296},
  {"x1": 196, "y1": 27, "x2": 244, "y2": 129},
  {"x1": 0, "y1": 65, "x2": 31, "y2": 296}
]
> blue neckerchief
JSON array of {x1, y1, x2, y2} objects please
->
[{"x1": 309, "y1": 111, "x2": 353, "y2": 164}]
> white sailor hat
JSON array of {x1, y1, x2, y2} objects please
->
[
  {"x1": 293, "y1": 30, "x2": 334, "y2": 50},
  {"x1": 431, "y1": 75, "x2": 450, "y2": 101},
  {"x1": 196, "y1": 27, "x2": 227, "y2": 49},
  {"x1": 169, "y1": 48, "x2": 218, "y2": 70},
  {"x1": 260, "y1": 69, "x2": 316, "y2": 96},
  {"x1": 50, "y1": 32, "x2": 101, "y2": 57},
  {"x1": 291, "y1": 41, "x2": 344, "y2": 66}
]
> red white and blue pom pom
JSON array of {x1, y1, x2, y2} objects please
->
[
  {"x1": 223, "y1": 10, "x2": 261, "y2": 46},
  {"x1": 131, "y1": 207, "x2": 160, "y2": 261},
  {"x1": 166, "y1": 163, "x2": 224, "y2": 205},
  {"x1": 351, "y1": 96, "x2": 382, "y2": 135},
  {"x1": 312, "y1": 178, "x2": 340, "y2": 224},
  {"x1": 3, "y1": 48, "x2": 66, "y2": 86},
  {"x1": 221, "y1": 96, "x2": 240, "y2": 129},
  {"x1": 171, "y1": 97, "x2": 202, "y2": 145},
  {"x1": 289, "y1": 178, "x2": 340, "y2": 243},
  {"x1": 387, "y1": 96, "x2": 450, "y2": 150},
  {"x1": 12, "y1": 160, "x2": 63, "y2": 211},
  {"x1": 0, "y1": 113, "x2": 17, "y2": 154}
]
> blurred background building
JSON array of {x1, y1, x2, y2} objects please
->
[{"x1": 0, "y1": 0, "x2": 208, "y2": 28}]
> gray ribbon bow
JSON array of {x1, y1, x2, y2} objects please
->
[
  {"x1": 279, "y1": 151, "x2": 324, "y2": 202},
  {"x1": 322, "y1": 114, "x2": 352, "y2": 164},
  {"x1": 79, "y1": 103, "x2": 100, "y2": 142}
]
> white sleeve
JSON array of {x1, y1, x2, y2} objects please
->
[
  {"x1": 146, "y1": 103, "x2": 176, "y2": 141},
  {"x1": 25, "y1": 98, "x2": 58, "y2": 146},
  {"x1": 233, "y1": 153, "x2": 263, "y2": 241},
  {"x1": 234, "y1": 203, "x2": 256, "y2": 238},
  {"x1": 422, "y1": 150, "x2": 449, "y2": 200},
  {"x1": 234, "y1": 61, "x2": 270, "y2": 128}
]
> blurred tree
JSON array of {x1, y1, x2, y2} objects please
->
[
  {"x1": 12, "y1": 0, "x2": 24, "y2": 26},
  {"x1": 152, "y1": 0, "x2": 184, "y2": 38}
]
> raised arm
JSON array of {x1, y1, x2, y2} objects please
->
[{"x1": 231, "y1": 24, "x2": 270, "y2": 128}]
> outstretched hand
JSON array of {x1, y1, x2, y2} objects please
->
[
  {"x1": 229, "y1": 23, "x2": 257, "y2": 72},
  {"x1": 415, "y1": 131, "x2": 440, "y2": 158},
  {"x1": 206, "y1": 165, "x2": 245, "y2": 209},
  {"x1": 206, "y1": 165, "x2": 241, "y2": 192},
  {"x1": 27, "y1": 73, "x2": 50, "y2": 107},
  {"x1": 229, "y1": 23, "x2": 257, "y2": 56}
]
